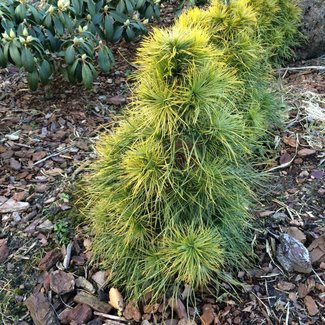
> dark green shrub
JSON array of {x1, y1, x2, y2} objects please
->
[{"x1": 0, "y1": 0, "x2": 160, "y2": 89}]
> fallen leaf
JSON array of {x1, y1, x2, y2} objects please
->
[
  {"x1": 283, "y1": 135, "x2": 297, "y2": 148},
  {"x1": 109, "y1": 287, "x2": 124, "y2": 311}
]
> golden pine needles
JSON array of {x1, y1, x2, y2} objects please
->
[{"x1": 80, "y1": 0, "x2": 302, "y2": 304}]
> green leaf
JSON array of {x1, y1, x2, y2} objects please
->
[
  {"x1": 92, "y1": 13, "x2": 102, "y2": 25},
  {"x1": 9, "y1": 43, "x2": 22, "y2": 66},
  {"x1": 111, "y1": 25, "x2": 124, "y2": 43},
  {"x1": 65, "y1": 45, "x2": 76, "y2": 65},
  {"x1": 27, "y1": 71, "x2": 39, "y2": 91},
  {"x1": 15, "y1": 4, "x2": 27, "y2": 21},
  {"x1": 98, "y1": 47, "x2": 111, "y2": 72},
  {"x1": 53, "y1": 16, "x2": 64, "y2": 35},
  {"x1": 126, "y1": 27, "x2": 136, "y2": 41},
  {"x1": 28, "y1": 4, "x2": 42, "y2": 23},
  {"x1": 135, "y1": 0, "x2": 146, "y2": 10},
  {"x1": 125, "y1": 0, "x2": 134, "y2": 15},
  {"x1": 116, "y1": 0, "x2": 126, "y2": 14},
  {"x1": 82, "y1": 63, "x2": 93, "y2": 89},
  {"x1": 62, "y1": 13, "x2": 74, "y2": 33},
  {"x1": 86, "y1": 0, "x2": 96, "y2": 16},
  {"x1": 21, "y1": 47, "x2": 35, "y2": 73},
  {"x1": 44, "y1": 14, "x2": 52, "y2": 29},
  {"x1": 39, "y1": 60, "x2": 52, "y2": 84},
  {"x1": 0, "y1": 47, "x2": 8, "y2": 68},
  {"x1": 71, "y1": 0, "x2": 81, "y2": 15},
  {"x1": 104, "y1": 15, "x2": 114, "y2": 41},
  {"x1": 145, "y1": 6, "x2": 154, "y2": 19}
]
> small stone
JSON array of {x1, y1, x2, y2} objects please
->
[
  {"x1": 299, "y1": 170, "x2": 309, "y2": 178},
  {"x1": 297, "y1": 148, "x2": 316, "y2": 157},
  {"x1": 91, "y1": 271, "x2": 107, "y2": 289},
  {"x1": 271, "y1": 212, "x2": 288, "y2": 223},
  {"x1": 50, "y1": 270, "x2": 75, "y2": 295},
  {"x1": 38, "y1": 248, "x2": 62, "y2": 271},
  {"x1": 75, "y1": 277, "x2": 95, "y2": 294},
  {"x1": 276, "y1": 234, "x2": 312, "y2": 274},
  {"x1": 36, "y1": 220, "x2": 54, "y2": 233},
  {"x1": 311, "y1": 170, "x2": 324, "y2": 179}
]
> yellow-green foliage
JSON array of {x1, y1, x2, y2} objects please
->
[
  {"x1": 249, "y1": 0, "x2": 302, "y2": 61},
  {"x1": 81, "y1": 0, "x2": 301, "y2": 303}
]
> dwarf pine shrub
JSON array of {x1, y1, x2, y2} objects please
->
[{"x1": 81, "y1": 0, "x2": 301, "y2": 303}]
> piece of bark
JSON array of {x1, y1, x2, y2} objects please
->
[
  {"x1": 0, "y1": 239, "x2": 9, "y2": 263},
  {"x1": 74, "y1": 291, "x2": 112, "y2": 313},
  {"x1": 25, "y1": 293, "x2": 59, "y2": 325},
  {"x1": 286, "y1": 227, "x2": 306, "y2": 244},
  {"x1": 38, "y1": 248, "x2": 62, "y2": 271},
  {"x1": 50, "y1": 270, "x2": 75, "y2": 295},
  {"x1": 304, "y1": 295, "x2": 319, "y2": 316},
  {"x1": 308, "y1": 235, "x2": 325, "y2": 264},
  {"x1": 200, "y1": 304, "x2": 215, "y2": 325},
  {"x1": 60, "y1": 304, "x2": 93, "y2": 325},
  {"x1": 123, "y1": 301, "x2": 142, "y2": 322},
  {"x1": 0, "y1": 198, "x2": 29, "y2": 213},
  {"x1": 169, "y1": 298, "x2": 187, "y2": 319}
]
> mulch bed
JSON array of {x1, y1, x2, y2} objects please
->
[{"x1": 0, "y1": 5, "x2": 324, "y2": 324}]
